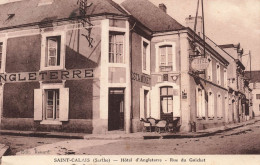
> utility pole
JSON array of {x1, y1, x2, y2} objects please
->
[
  {"x1": 249, "y1": 50, "x2": 251, "y2": 80},
  {"x1": 201, "y1": 0, "x2": 206, "y2": 57}
]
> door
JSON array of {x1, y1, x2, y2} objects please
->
[{"x1": 108, "y1": 88, "x2": 124, "y2": 131}]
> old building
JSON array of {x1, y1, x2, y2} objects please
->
[
  {"x1": 246, "y1": 71, "x2": 260, "y2": 117},
  {"x1": 0, "y1": 0, "x2": 253, "y2": 134}
]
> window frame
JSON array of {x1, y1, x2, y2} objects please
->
[
  {"x1": 108, "y1": 31, "x2": 125, "y2": 65},
  {"x1": 40, "y1": 31, "x2": 65, "y2": 71},
  {"x1": 141, "y1": 37, "x2": 150, "y2": 75},
  {"x1": 224, "y1": 68, "x2": 228, "y2": 88},
  {"x1": 208, "y1": 90, "x2": 215, "y2": 119},
  {"x1": 45, "y1": 89, "x2": 60, "y2": 120},
  {"x1": 207, "y1": 57, "x2": 213, "y2": 81},
  {"x1": 155, "y1": 42, "x2": 176, "y2": 72},
  {"x1": 39, "y1": 83, "x2": 67, "y2": 125},
  {"x1": 196, "y1": 86, "x2": 206, "y2": 119},
  {"x1": 216, "y1": 62, "x2": 221, "y2": 85},
  {"x1": 0, "y1": 37, "x2": 7, "y2": 73}
]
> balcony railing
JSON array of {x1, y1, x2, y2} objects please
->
[{"x1": 160, "y1": 65, "x2": 172, "y2": 72}]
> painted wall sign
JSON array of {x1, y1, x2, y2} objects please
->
[
  {"x1": 131, "y1": 72, "x2": 151, "y2": 84},
  {"x1": 191, "y1": 57, "x2": 209, "y2": 71},
  {"x1": 0, "y1": 69, "x2": 94, "y2": 83}
]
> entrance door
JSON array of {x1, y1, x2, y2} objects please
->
[{"x1": 108, "y1": 89, "x2": 124, "y2": 131}]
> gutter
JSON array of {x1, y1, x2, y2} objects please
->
[{"x1": 0, "y1": 13, "x2": 130, "y2": 31}]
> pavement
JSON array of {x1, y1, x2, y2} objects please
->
[{"x1": 0, "y1": 117, "x2": 260, "y2": 156}]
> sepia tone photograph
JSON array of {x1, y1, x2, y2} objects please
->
[{"x1": 0, "y1": 0, "x2": 260, "y2": 164}]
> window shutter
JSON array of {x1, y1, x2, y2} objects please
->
[
  {"x1": 140, "y1": 88, "x2": 144, "y2": 119},
  {"x1": 173, "y1": 95, "x2": 180, "y2": 117},
  {"x1": 34, "y1": 89, "x2": 43, "y2": 121},
  {"x1": 59, "y1": 88, "x2": 69, "y2": 121}
]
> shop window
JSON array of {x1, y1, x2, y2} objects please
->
[
  {"x1": 256, "y1": 94, "x2": 260, "y2": 99},
  {"x1": 208, "y1": 91, "x2": 214, "y2": 118},
  {"x1": 34, "y1": 84, "x2": 69, "y2": 124},
  {"x1": 196, "y1": 87, "x2": 206, "y2": 118},
  {"x1": 160, "y1": 86, "x2": 173, "y2": 114},
  {"x1": 109, "y1": 32, "x2": 124, "y2": 63},
  {"x1": 217, "y1": 94, "x2": 222, "y2": 118},
  {"x1": 41, "y1": 32, "x2": 65, "y2": 70},
  {"x1": 142, "y1": 38, "x2": 150, "y2": 74},
  {"x1": 0, "y1": 42, "x2": 2, "y2": 72}
]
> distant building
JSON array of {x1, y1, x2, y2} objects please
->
[{"x1": 246, "y1": 71, "x2": 260, "y2": 117}]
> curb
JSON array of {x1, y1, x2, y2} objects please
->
[
  {"x1": 0, "y1": 145, "x2": 10, "y2": 158},
  {"x1": 0, "y1": 131, "x2": 84, "y2": 139}
]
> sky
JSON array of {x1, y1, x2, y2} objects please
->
[
  {"x1": 115, "y1": 0, "x2": 260, "y2": 71},
  {"x1": 1, "y1": 0, "x2": 260, "y2": 71}
]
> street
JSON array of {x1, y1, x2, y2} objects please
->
[{"x1": 0, "y1": 121, "x2": 260, "y2": 155}]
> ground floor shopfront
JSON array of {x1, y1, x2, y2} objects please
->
[{"x1": 0, "y1": 71, "x2": 253, "y2": 134}]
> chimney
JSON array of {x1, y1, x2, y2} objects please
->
[
  {"x1": 159, "y1": 3, "x2": 167, "y2": 13},
  {"x1": 185, "y1": 15, "x2": 203, "y2": 36}
]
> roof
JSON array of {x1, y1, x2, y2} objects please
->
[
  {"x1": 121, "y1": 0, "x2": 184, "y2": 33},
  {"x1": 245, "y1": 71, "x2": 260, "y2": 83},
  {"x1": 0, "y1": 0, "x2": 129, "y2": 30}
]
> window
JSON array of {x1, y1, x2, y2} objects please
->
[
  {"x1": 143, "y1": 42, "x2": 147, "y2": 71},
  {"x1": 259, "y1": 104, "x2": 260, "y2": 111},
  {"x1": 45, "y1": 89, "x2": 59, "y2": 120},
  {"x1": 160, "y1": 86, "x2": 173, "y2": 113},
  {"x1": 41, "y1": 32, "x2": 65, "y2": 70},
  {"x1": 208, "y1": 91, "x2": 214, "y2": 118},
  {"x1": 0, "y1": 42, "x2": 2, "y2": 70},
  {"x1": 34, "y1": 84, "x2": 69, "y2": 124},
  {"x1": 109, "y1": 32, "x2": 124, "y2": 63},
  {"x1": 46, "y1": 36, "x2": 61, "y2": 67},
  {"x1": 217, "y1": 94, "x2": 222, "y2": 118},
  {"x1": 0, "y1": 39, "x2": 6, "y2": 73},
  {"x1": 142, "y1": 38, "x2": 150, "y2": 74},
  {"x1": 196, "y1": 87, "x2": 206, "y2": 118},
  {"x1": 216, "y1": 63, "x2": 221, "y2": 85},
  {"x1": 256, "y1": 94, "x2": 260, "y2": 99},
  {"x1": 207, "y1": 58, "x2": 212, "y2": 81},
  {"x1": 159, "y1": 45, "x2": 173, "y2": 71},
  {"x1": 224, "y1": 69, "x2": 227, "y2": 88}
]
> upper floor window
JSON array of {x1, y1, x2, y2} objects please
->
[
  {"x1": 160, "y1": 45, "x2": 172, "y2": 71},
  {"x1": 142, "y1": 38, "x2": 150, "y2": 74},
  {"x1": 0, "y1": 38, "x2": 6, "y2": 73},
  {"x1": 216, "y1": 63, "x2": 221, "y2": 85},
  {"x1": 207, "y1": 58, "x2": 212, "y2": 81},
  {"x1": 46, "y1": 36, "x2": 61, "y2": 67},
  {"x1": 109, "y1": 32, "x2": 124, "y2": 63},
  {"x1": 155, "y1": 42, "x2": 176, "y2": 72},
  {"x1": 224, "y1": 68, "x2": 227, "y2": 88},
  {"x1": 41, "y1": 32, "x2": 65, "y2": 70}
]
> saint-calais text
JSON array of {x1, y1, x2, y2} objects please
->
[
  {"x1": 0, "y1": 69, "x2": 94, "y2": 83},
  {"x1": 53, "y1": 157, "x2": 110, "y2": 163}
]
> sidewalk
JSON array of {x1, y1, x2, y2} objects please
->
[{"x1": 1, "y1": 117, "x2": 259, "y2": 140}]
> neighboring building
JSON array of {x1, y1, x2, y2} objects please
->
[
  {"x1": 0, "y1": 0, "x2": 253, "y2": 134},
  {"x1": 219, "y1": 44, "x2": 253, "y2": 122},
  {"x1": 246, "y1": 71, "x2": 260, "y2": 117}
]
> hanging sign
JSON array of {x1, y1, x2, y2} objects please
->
[{"x1": 191, "y1": 57, "x2": 209, "y2": 71}]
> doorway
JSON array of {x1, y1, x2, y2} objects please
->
[{"x1": 108, "y1": 88, "x2": 124, "y2": 131}]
